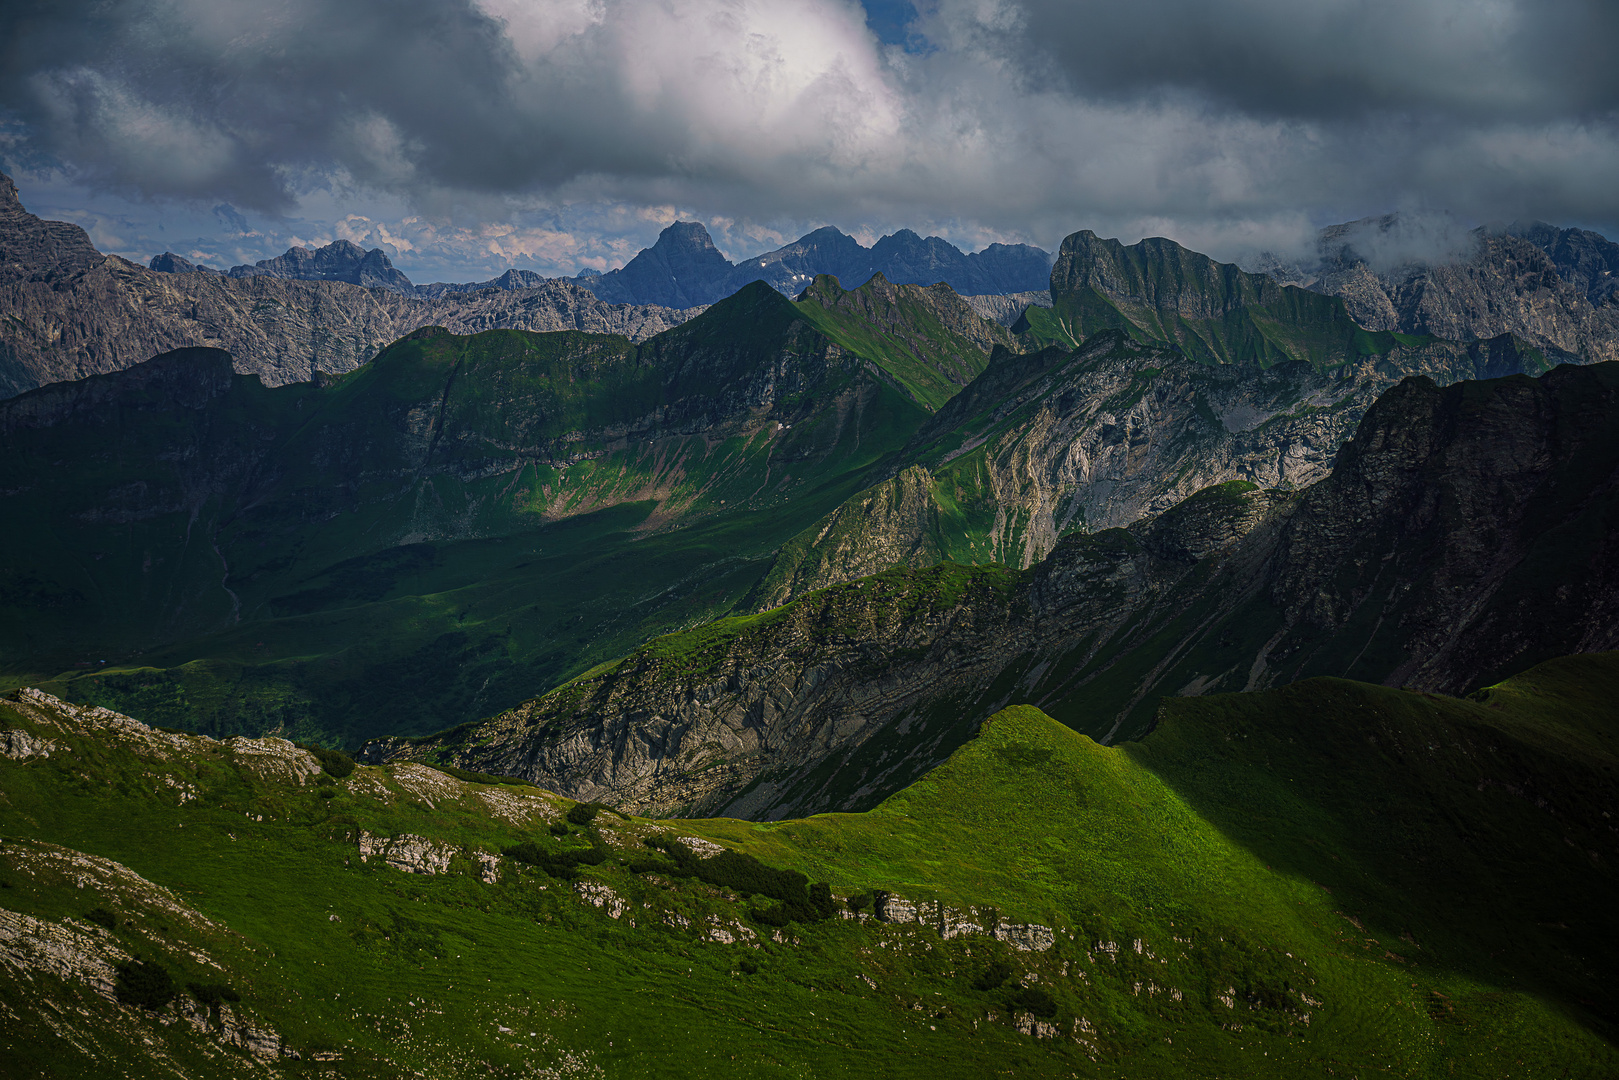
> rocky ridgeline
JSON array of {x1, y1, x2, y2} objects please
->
[
  {"x1": 0, "y1": 173, "x2": 701, "y2": 398},
  {"x1": 388, "y1": 361, "x2": 1619, "y2": 818}
]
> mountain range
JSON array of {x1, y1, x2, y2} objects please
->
[
  {"x1": 0, "y1": 172, "x2": 702, "y2": 399},
  {"x1": 5, "y1": 169, "x2": 1619, "y2": 1076},
  {"x1": 150, "y1": 220, "x2": 1057, "y2": 309}
]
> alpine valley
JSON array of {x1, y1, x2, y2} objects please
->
[{"x1": 2, "y1": 175, "x2": 1617, "y2": 1079}]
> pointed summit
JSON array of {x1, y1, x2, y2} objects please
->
[
  {"x1": 225, "y1": 239, "x2": 415, "y2": 293},
  {"x1": 579, "y1": 221, "x2": 736, "y2": 308}
]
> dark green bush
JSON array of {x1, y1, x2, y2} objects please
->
[
  {"x1": 750, "y1": 903, "x2": 792, "y2": 926},
  {"x1": 316, "y1": 787, "x2": 336, "y2": 799},
  {"x1": 641, "y1": 836, "x2": 838, "y2": 924},
  {"x1": 566, "y1": 802, "x2": 599, "y2": 826},
  {"x1": 549, "y1": 821, "x2": 570, "y2": 838},
  {"x1": 426, "y1": 762, "x2": 540, "y2": 788},
  {"x1": 846, "y1": 892, "x2": 874, "y2": 914},
  {"x1": 296, "y1": 743, "x2": 356, "y2": 779},
  {"x1": 502, "y1": 832, "x2": 610, "y2": 879},
  {"x1": 737, "y1": 958, "x2": 759, "y2": 975},
  {"x1": 115, "y1": 960, "x2": 177, "y2": 1010},
  {"x1": 1006, "y1": 986, "x2": 1057, "y2": 1019},
  {"x1": 316, "y1": 774, "x2": 335, "y2": 787},
  {"x1": 187, "y1": 982, "x2": 240, "y2": 1007},
  {"x1": 972, "y1": 961, "x2": 1014, "y2": 992},
  {"x1": 806, "y1": 882, "x2": 839, "y2": 921},
  {"x1": 85, "y1": 907, "x2": 117, "y2": 931}
]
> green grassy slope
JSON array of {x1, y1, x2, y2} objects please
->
[
  {"x1": 791, "y1": 274, "x2": 1015, "y2": 412},
  {"x1": 2, "y1": 654, "x2": 1614, "y2": 1078}
]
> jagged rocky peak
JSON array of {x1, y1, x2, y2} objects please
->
[
  {"x1": 1050, "y1": 229, "x2": 1283, "y2": 317},
  {"x1": 224, "y1": 238, "x2": 416, "y2": 293},
  {"x1": 148, "y1": 251, "x2": 216, "y2": 274},
  {"x1": 578, "y1": 220, "x2": 734, "y2": 309},
  {"x1": 1503, "y1": 220, "x2": 1619, "y2": 307},
  {"x1": 0, "y1": 170, "x2": 106, "y2": 285}
]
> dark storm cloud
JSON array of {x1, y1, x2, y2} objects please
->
[
  {"x1": 1011, "y1": 0, "x2": 1619, "y2": 122},
  {"x1": 0, "y1": 0, "x2": 903, "y2": 214},
  {"x1": 0, "y1": 0, "x2": 1615, "y2": 272}
]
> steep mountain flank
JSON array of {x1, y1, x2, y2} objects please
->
[
  {"x1": 0, "y1": 285, "x2": 943, "y2": 745},
  {"x1": 1302, "y1": 216, "x2": 1619, "y2": 364},
  {"x1": 384, "y1": 362, "x2": 1619, "y2": 819},
  {"x1": 963, "y1": 290, "x2": 1052, "y2": 327},
  {"x1": 0, "y1": 173, "x2": 701, "y2": 398},
  {"x1": 751, "y1": 324, "x2": 1554, "y2": 606},
  {"x1": 1508, "y1": 220, "x2": 1619, "y2": 307},
  {"x1": 792, "y1": 273, "x2": 1020, "y2": 411}
]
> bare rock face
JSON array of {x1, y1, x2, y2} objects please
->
[
  {"x1": 751, "y1": 328, "x2": 1552, "y2": 605},
  {"x1": 356, "y1": 831, "x2": 455, "y2": 876},
  {"x1": 964, "y1": 291, "x2": 1053, "y2": 327},
  {"x1": 1308, "y1": 223, "x2": 1619, "y2": 364},
  {"x1": 0, "y1": 172, "x2": 703, "y2": 399}
]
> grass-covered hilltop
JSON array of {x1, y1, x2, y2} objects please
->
[
  {"x1": 4, "y1": 210, "x2": 1619, "y2": 1077},
  {"x1": 3, "y1": 650, "x2": 1616, "y2": 1078}
]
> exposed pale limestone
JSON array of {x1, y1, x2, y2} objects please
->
[
  {"x1": 388, "y1": 762, "x2": 468, "y2": 807},
  {"x1": 0, "y1": 728, "x2": 54, "y2": 760},
  {"x1": 574, "y1": 882, "x2": 628, "y2": 919},
  {"x1": 223, "y1": 736, "x2": 321, "y2": 786},
  {"x1": 0, "y1": 908, "x2": 125, "y2": 1000},
  {"x1": 356, "y1": 831, "x2": 454, "y2": 876}
]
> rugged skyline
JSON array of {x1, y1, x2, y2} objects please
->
[{"x1": 2, "y1": 0, "x2": 1616, "y2": 281}]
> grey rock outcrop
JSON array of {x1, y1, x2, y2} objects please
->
[{"x1": 964, "y1": 291, "x2": 1052, "y2": 327}]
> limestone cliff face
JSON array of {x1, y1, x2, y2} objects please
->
[
  {"x1": 1309, "y1": 225, "x2": 1619, "y2": 364},
  {"x1": 0, "y1": 173, "x2": 700, "y2": 398},
  {"x1": 380, "y1": 362, "x2": 1619, "y2": 820},
  {"x1": 750, "y1": 328, "x2": 1553, "y2": 606},
  {"x1": 963, "y1": 291, "x2": 1052, "y2": 327}
]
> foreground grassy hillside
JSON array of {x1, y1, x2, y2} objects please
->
[{"x1": 2, "y1": 653, "x2": 1614, "y2": 1077}]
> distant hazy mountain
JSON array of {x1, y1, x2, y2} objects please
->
[
  {"x1": 212, "y1": 239, "x2": 417, "y2": 293},
  {"x1": 151, "y1": 243, "x2": 560, "y2": 300},
  {"x1": 413, "y1": 268, "x2": 552, "y2": 297},
  {"x1": 0, "y1": 172, "x2": 702, "y2": 397},
  {"x1": 579, "y1": 221, "x2": 1054, "y2": 307}
]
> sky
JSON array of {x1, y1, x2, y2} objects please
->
[{"x1": 2, "y1": 0, "x2": 1616, "y2": 284}]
